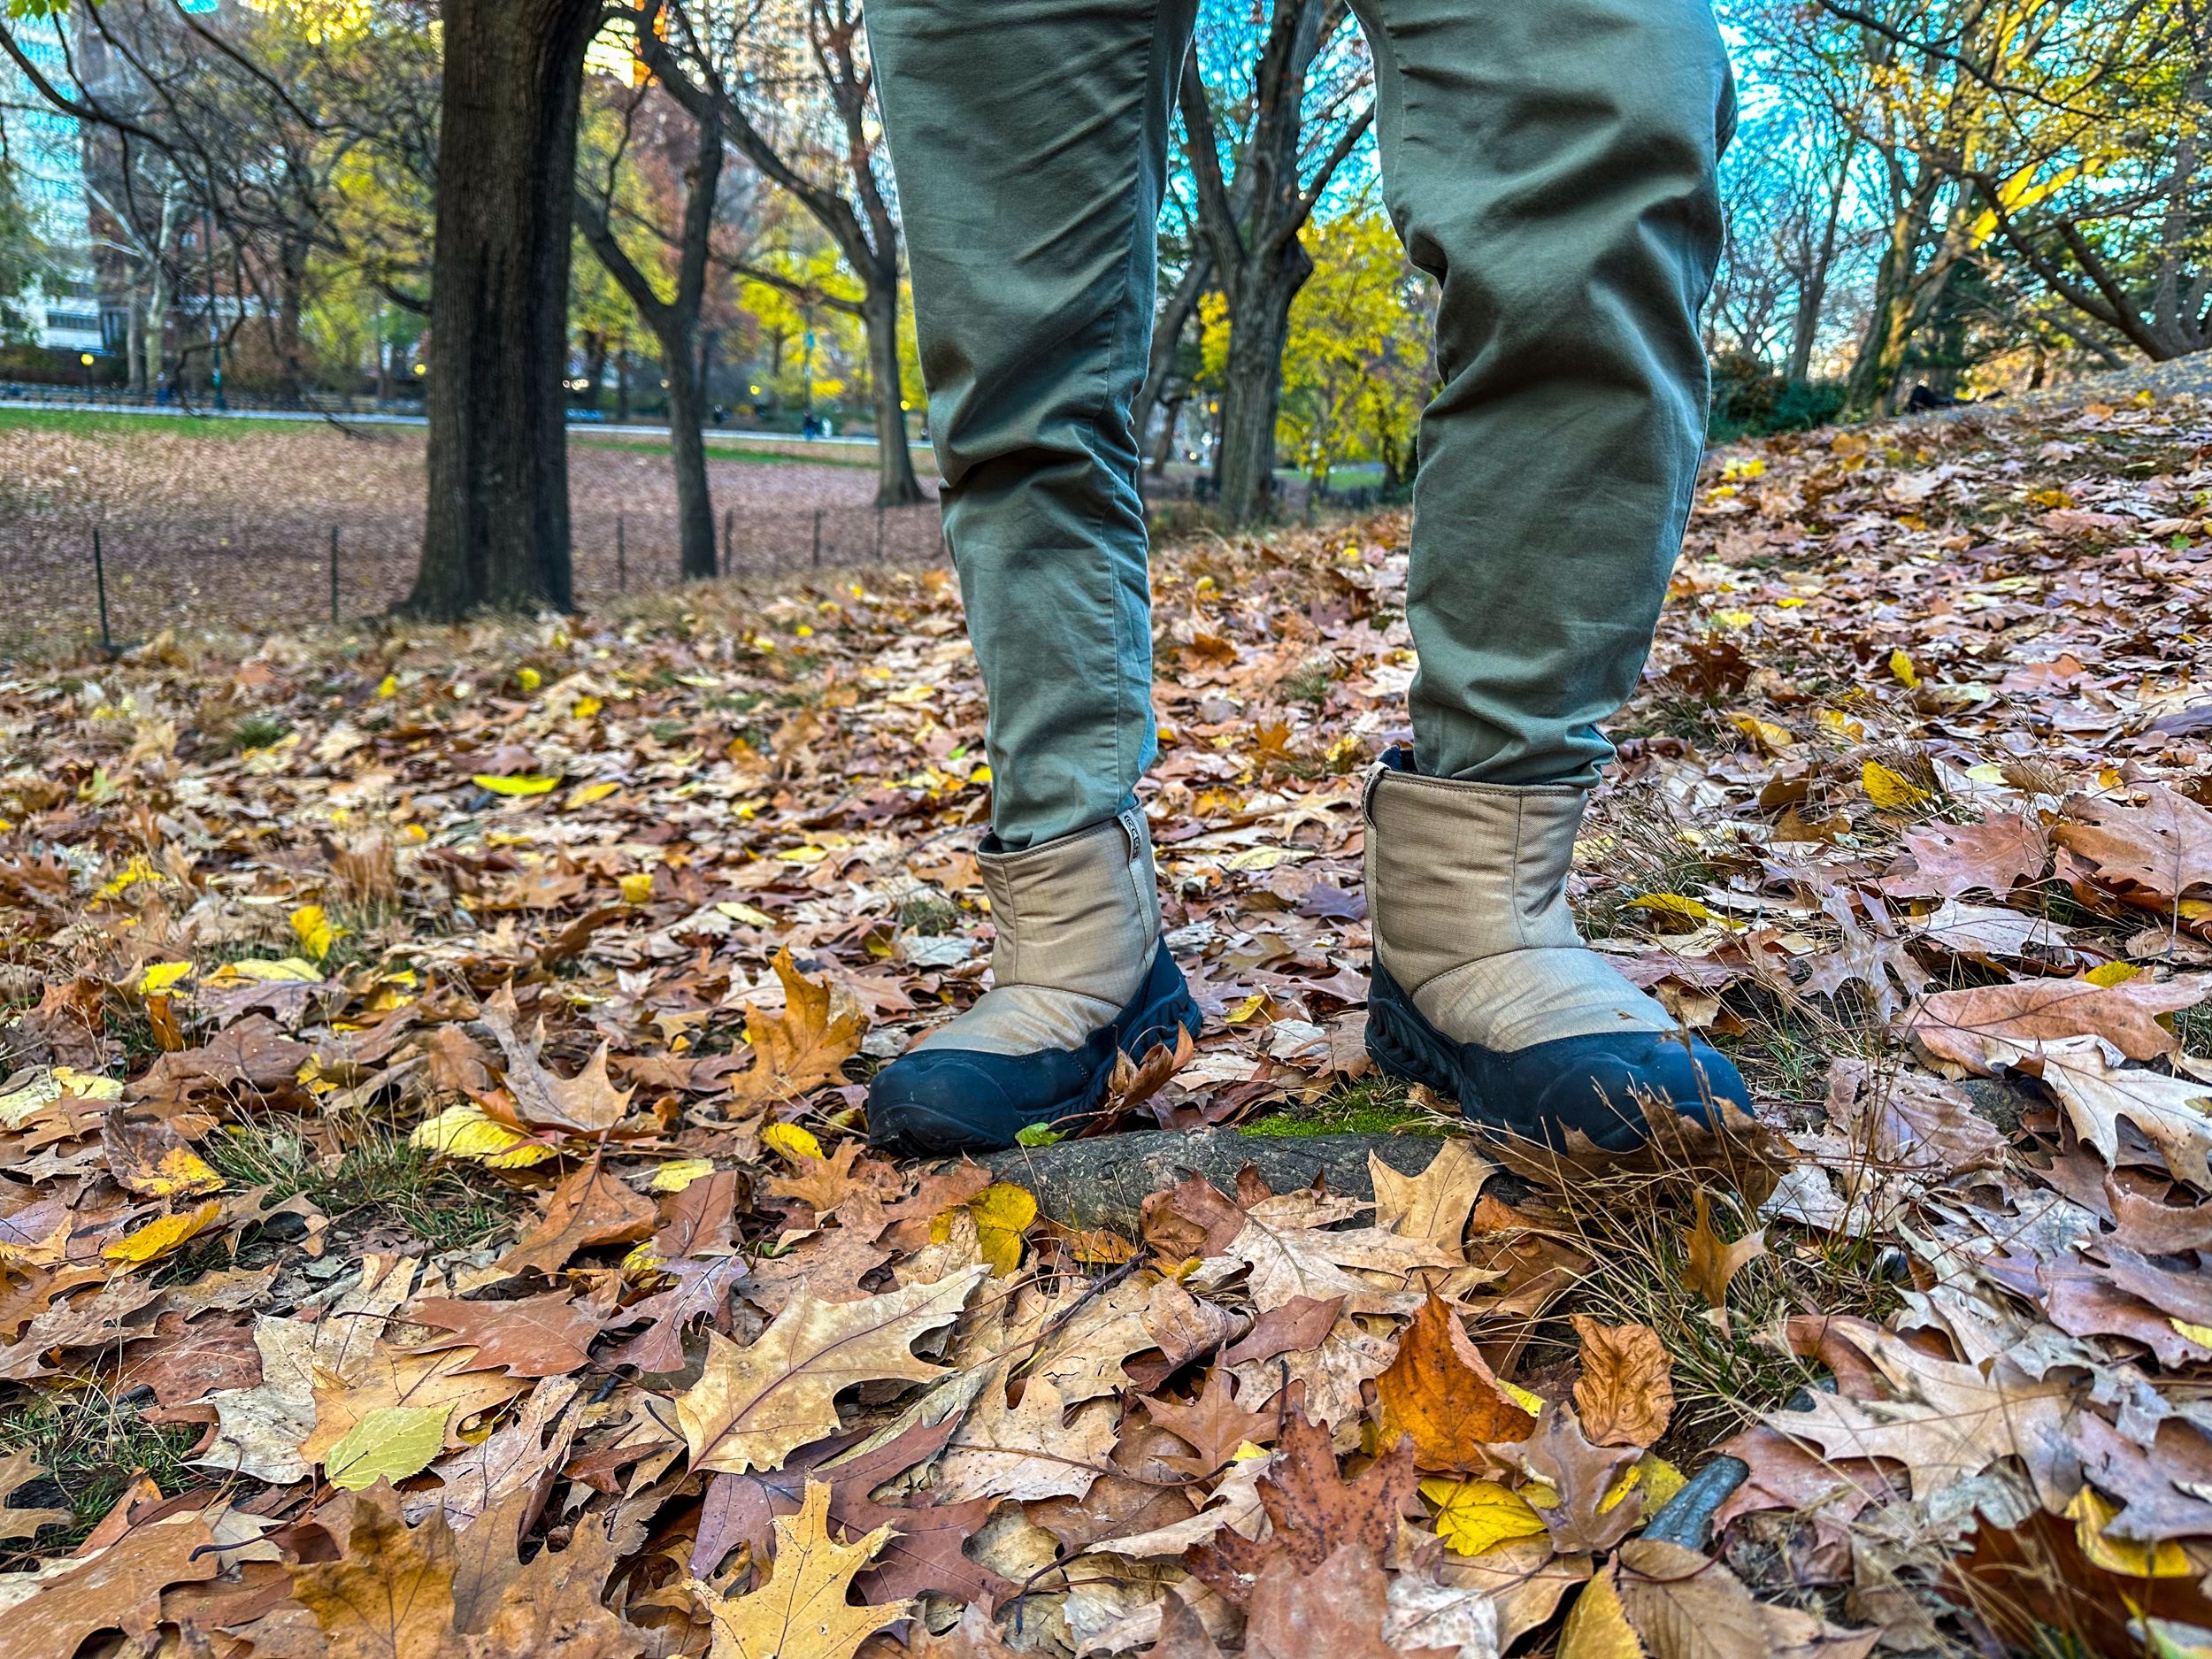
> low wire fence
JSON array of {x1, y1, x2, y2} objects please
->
[{"x1": 5, "y1": 498, "x2": 949, "y2": 656}]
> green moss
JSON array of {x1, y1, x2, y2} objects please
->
[{"x1": 1237, "y1": 1075, "x2": 1452, "y2": 1138}]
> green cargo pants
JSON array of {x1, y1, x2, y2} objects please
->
[{"x1": 867, "y1": 0, "x2": 1734, "y2": 849}]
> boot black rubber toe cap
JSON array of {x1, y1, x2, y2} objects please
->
[
  {"x1": 866, "y1": 944, "x2": 1202, "y2": 1156},
  {"x1": 1366, "y1": 957, "x2": 1751, "y2": 1149}
]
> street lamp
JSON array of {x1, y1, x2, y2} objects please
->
[{"x1": 79, "y1": 351, "x2": 95, "y2": 397}]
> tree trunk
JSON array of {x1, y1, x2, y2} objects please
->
[
  {"x1": 863, "y1": 281, "x2": 923, "y2": 506},
  {"x1": 1213, "y1": 241, "x2": 1310, "y2": 524},
  {"x1": 406, "y1": 0, "x2": 599, "y2": 619},
  {"x1": 664, "y1": 343, "x2": 717, "y2": 579},
  {"x1": 615, "y1": 343, "x2": 632, "y2": 424},
  {"x1": 1148, "y1": 389, "x2": 1185, "y2": 475},
  {"x1": 581, "y1": 329, "x2": 606, "y2": 411},
  {"x1": 142, "y1": 260, "x2": 168, "y2": 394},
  {"x1": 127, "y1": 285, "x2": 147, "y2": 394}
]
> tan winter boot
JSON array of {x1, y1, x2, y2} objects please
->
[
  {"x1": 1362, "y1": 750, "x2": 1748, "y2": 1148},
  {"x1": 867, "y1": 808, "x2": 1201, "y2": 1154}
]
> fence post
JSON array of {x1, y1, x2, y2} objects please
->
[
  {"x1": 92, "y1": 526, "x2": 112, "y2": 652},
  {"x1": 875, "y1": 504, "x2": 885, "y2": 561},
  {"x1": 329, "y1": 525, "x2": 340, "y2": 625},
  {"x1": 722, "y1": 508, "x2": 733, "y2": 577},
  {"x1": 617, "y1": 512, "x2": 626, "y2": 594},
  {"x1": 811, "y1": 509, "x2": 823, "y2": 569}
]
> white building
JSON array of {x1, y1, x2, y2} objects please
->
[{"x1": 3, "y1": 13, "x2": 106, "y2": 355}]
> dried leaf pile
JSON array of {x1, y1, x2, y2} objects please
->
[{"x1": 2, "y1": 379, "x2": 2211, "y2": 1657}]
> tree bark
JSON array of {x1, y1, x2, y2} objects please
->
[
  {"x1": 1213, "y1": 241, "x2": 1309, "y2": 523},
  {"x1": 581, "y1": 329, "x2": 607, "y2": 411},
  {"x1": 861, "y1": 280, "x2": 922, "y2": 506},
  {"x1": 1177, "y1": 0, "x2": 1368, "y2": 526},
  {"x1": 406, "y1": 0, "x2": 600, "y2": 619}
]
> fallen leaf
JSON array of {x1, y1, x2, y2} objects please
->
[
  {"x1": 1571, "y1": 1316, "x2": 1675, "y2": 1448},
  {"x1": 727, "y1": 949, "x2": 868, "y2": 1108},
  {"x1": 1421, "y1": 1475, "x2": 1550, "y2": 1557},
  {"x1": 686, "y1": 1480, "x2": 911, "y2": 1659},
  {"x1": 1908, "y1": 973, "x2": 2209, "y2": 1064},
  {"x1": 1375, "y1": 1294, "x2": 1539, "y2": 1469},
  {"x1": 1558, "y1": 1560, "x2": 1645, "y2": 1659},
  {"x1": 497, "y1": 1158, "x2": 657, "y2": 1276},
  {"x1": 326, "y1": 1402, "x2": 454, "y2": 1490},
  {"x1": 676, "y1": 1264, "x2": 985, "y2": 1473},
  {"x1": 1680, "y1": 1190, "x2": 1765, "y2": 1313},
  {"x1": 1189, "y1": 1412, "x2": 1417, "y2": 1606}
]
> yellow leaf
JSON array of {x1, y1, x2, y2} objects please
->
[
  {"x1": 760, "y1": 1123, "x2": 825, "y2": 1164},
  {"x1": 135, "y1": 1145, "x2": 225, "y2": 1199},
  {"x1": 206, "y1": 957, "x2": 322, "y2": 985},
  {"x1": 1623, "y1": 893, "x2": 1715, "y2": 926},
  {"x1": 324, "y1": 1403, "x2": 454, "y2": 1491},
  {"x1": 2175, "y1": 1317, "x2": 2212, "y2": 1350},
  {"x1": 104, "y1": 1200, "x2": 222, "y2": 1266},
  {"x1": 572, "y1": 695, "x2": 603, "y2": 720},
  {"x1": 138, "y1": 961, "x2": 194, "y2": 995},
  {"x1": 516, "y1": 666, "x2": 541, "y2": 693},
  {"x1": 1559, "y1": 1563, "x2": 1646, "y2": 1659},
  {"x1": 2065, "y1": 1486, "x2": 2193, "y2": 1578},
  {"x1": 1711, "y1": 609, "x2": 1755, "y2": 630},
  {"x1": 2085, "y1": 961, "x2": 2142, "y2": 987},
  {"x1": 686, "y1": 1482, "x2": 912, "y2": 1659},
  {"x1": 619, "y1": 872, "x2": 656, "y2": 905},
  {"x1": 651, "y1": 1158, "x2": 716, "y2": 1194},
  {"x1": 291, "y1": 904, "x2": 338, "y2": 961},
  {"x1": 1501, "y1": 1379, "x2": 1547, "y2": 1417},
  {"x1": 1421, "y1": 1476, "x2": 1549, "y2": 1557},
  {"x1": 565, "y1": 780, "x2": 619, "y2": 809},
  {"x1": 1726, "y1": 712, "x2": 1793, "y2": 753},
  {"x1": 473, "y1": 774, "x2": 560, "y2": 796},
  {"x1": 1632, "y1": 1453, "x2": 1686, "y2": 1512},
  {"x1": 375, "y1": 674, "x2": 398, "y2": 698},
  {"x1": 1863, "y1": 760, "x2": 1931, "y2": 810},
  {"x1": 964, "y1": 1182, "x2": 1038, "y2": 1277},
  {"x1": 409, "y1": 1103, "x2": 558, "y2": 1169},
  {"x1": 1888, "y1": 648, "x2": 1920, "y2": 688}
]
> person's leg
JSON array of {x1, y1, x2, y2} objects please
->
[
  {"x1": 1351, "y1": 0, "x2": 1750, "y2": 1146},
  {"x1": 862, "y1": 0, "x2": 1202, "y2": 1154},
  {"x1": 868, "y1": 0, "x2": 1194, "y2": 851}
]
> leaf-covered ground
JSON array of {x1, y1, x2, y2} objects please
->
[{"x1": 1, "y1": 373, "x2": 2210, "y2": 1659}]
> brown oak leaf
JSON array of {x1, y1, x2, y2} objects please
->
[
  {"x1": 496, "y1": 1158, "x2": 656, "y2": 1277},
  {"x1": 1571, "y1": 1315, "x2": 1675, "y2": 1448}
]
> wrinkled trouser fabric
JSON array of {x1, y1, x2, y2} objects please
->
[{"x1": 867, "y1": 0, "x2": 1735, "y2": 849}]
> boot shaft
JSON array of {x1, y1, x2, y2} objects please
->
[{"x1": 979, "y1": 804, "x2": 1160, "y2": 1002}]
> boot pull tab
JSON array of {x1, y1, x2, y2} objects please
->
[{"x1": 1115, "y1": 804, "x2": 1146, "y2": 864}]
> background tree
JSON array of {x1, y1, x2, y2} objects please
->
[
  {"x1": 1181, "y1": 0, "x2": 1373, "y2": 524},
  {"x1": 574, "y1": 65, "x2": 733, "y2": 580},
  {"x1": 635, "y1": 0, "x2": 922, "y2": 506}
]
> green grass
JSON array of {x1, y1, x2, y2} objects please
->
[
  {"x1": 0, "y1": 405, "x2": 305, "y2": 441},
  {"x1": 205, "y1": 1118, "x2": 512, "y2": 1253},
  {"x1": 577, "y1": 433, "x2": 907, "y2": 472},
  {"x1": 0, "y1": 1384, "x2": 201, "y2": 1548}
]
